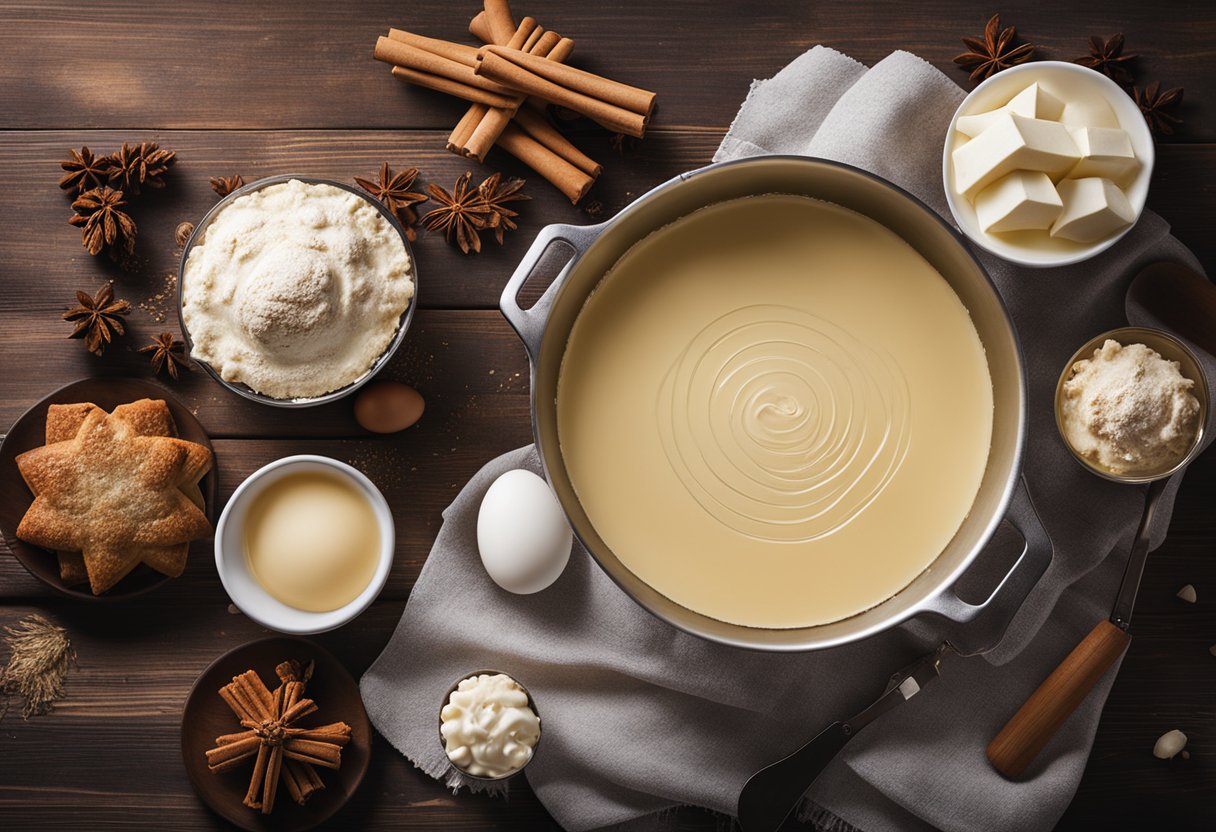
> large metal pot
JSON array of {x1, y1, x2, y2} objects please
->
[{"x1": 501, "y1": 156, "x2": 1052, "y2": 652}]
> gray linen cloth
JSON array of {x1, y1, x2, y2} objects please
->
[{"x1": 362, "y1": 48, "x2": 1215, "y2": 832}]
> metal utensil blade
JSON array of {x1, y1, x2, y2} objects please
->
[{"x1": 736, "y1": 646, "x2": 946, "y2": 832}]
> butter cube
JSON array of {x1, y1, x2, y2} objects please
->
[
  {"x1": 1060, "y1": 96, "x2": 1120, "y2": 130},
  {"x1": 975, "y1": 171, "x2": 1063, "y2": 233},
  {"x1": 1068, "y1": 126, "x2": 1139, "y2": 184},
  {"x1": 956, "y1": 82, "x2": 1065, "y2": 138},
  {"x1": 953, "y1": 113, "x2": 1080, "y2": 197},
  {"x1": 1050, "y1": 178, "x2": 1135, "y2": 243}
]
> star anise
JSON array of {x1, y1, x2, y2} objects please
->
[
  {"x1": 139, "y1": 332, "x2": 191, "y2": 379},
  {"x1": 1074, "y1": 34, "x2": 1137, "y2": 86},
  {"x1": 209, "y1": 175, "x2": 245, "y2": 197},
  {"x1": 421, "y1": 171, "x2": 490, "y2": 254},
  {"x1": 69, "y1": 187, "x2": 137, "y2": 257},
  {"x1": 1135, "y1": 82, "x2": 1184, "y2": 136},
  {"x1": 477, "y1": 173, "x2": 530, "y2": 245},
  {"x1": 58, "y1": 147, "x2": 111, "y2": 195},
  {"x1": 105, "y1": 142, "x2": 176, "y2": 195},
  {"x1": 355, "y1": 163, "x2": 429, "y2": 241},
  {"x1": 954, "y1": 14, "x2": 1036, "y2": 83},
  {"x1": 175, "y1": 221, "x2": 195, "y2": 248},
  {"x1": 63, "y1": 283, "x2": 131, "y2": 356}
]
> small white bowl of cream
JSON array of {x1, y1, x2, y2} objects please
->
[
  {"x1": 216, "y1": 455, "x2": 395, "y2": 633},
  {"x1": 439, "y1": 671, "x2": 541, "y2": 780}
]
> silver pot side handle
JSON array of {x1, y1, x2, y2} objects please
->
[
  {"x1": 921, "y1": 475, "x2": 1054, "y2": 655},
  {"x1": 500, "y1": 221, "x2": 607, "y2": 361}
]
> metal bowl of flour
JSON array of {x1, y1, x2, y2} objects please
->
[
  {"x1": 1055, "y1": 326, "x2": 1208, "y2": 484},
  {"x1": 177, "y1": 174, "x2": 418, "y2": 408}
]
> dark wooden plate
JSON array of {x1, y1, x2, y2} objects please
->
[
  {"x1": 180, "y1": 637, "x2": 372, "y2": 832},
  {"x1": 0, "y1": 377, "x2": 218, "y2": 600}
]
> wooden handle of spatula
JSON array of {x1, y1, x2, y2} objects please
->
[{"x1": 987, "y1": 619, "x2": 1131, "y2": 779}]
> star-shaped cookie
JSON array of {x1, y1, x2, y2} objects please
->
[
  {"x1": 16, "y1": 407, "x2": 212, "y2": 594},
  {"x1": 44, "y1": 400, "x2": 211, "y2": 584}
]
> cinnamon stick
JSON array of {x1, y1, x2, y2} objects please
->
[
  {"x1": 521, "y1": 24, "x2": 544, "y2": 53},
  {"x1": 386, "y1": 29, "x2": 480, "y2": 66},
  {"x1": 522, "y1": 36, "x2": 575, "y2": 113},
  {"x1": 483, "y1": 44, "x2": 657, "y2": 116},
  {"x1": 374, "y1": 37, "x2": 516, "y2": 97},
  {"x1": 449, "y1": 104, "x2": 488, "y2": 152},
  {"x1": 289, "y1": 722, "x2": 353, "y2": 745},
  {"x1": 498, "y1": 123, "x2": 596, "y2": 204},
  {"x1": 215, "y1": 729, "x2": 257, "y2": 746},
  {"x1": 469, "y1": 10, "x2": 493, "y2": 43},
  {"x1": 222, "y1": 671, "x2": 275, "y2": 722},
  {"x1": 476, "y1": 49, "x2": 648, "y2": 137},
  {"x1": 286, "y1": 759, "x2": 324, "y2": 803},
  {"x1": 280, "y1": 759, "x2": 308, "y2": 806},
  {"x1": 243, "y1": 743, "x2": 271, "y2": 810},
  {"x1": 513, "y1": 106, "x2": 603, "y2": 176},
  {"x1": 261, "y1": 746, "x2": 283, "y2": 815},
  {"x1": 284, "y1": 738, "x2": 344, "y2": 769},
  {"x1": 448, "y1": 10, "x2": 537, "y2": 160},
  {"x1": 462, "y1": 29, "x2": 561, "y2": 162},
  {"x1": 205, "y1": 735, "x2": 262, "y2": 772},
  {"x1": 389, "y1": 66, "x2": 515, "y2": 108},
  {"x1": 483, "y1": 0, "x2": 516, "y2": 45}
]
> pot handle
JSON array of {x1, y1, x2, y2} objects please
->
[
  {"x1": 500, "y1": 221, "x2": 606, "y2": 361},
  {"x1": 921, "y1": 476, "x2": 1053, "y2": 655}
]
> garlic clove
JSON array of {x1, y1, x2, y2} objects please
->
[
  {"x1": 1176, "y1": 584, "x2": 1197, "y2": 603},
  {"x1": 1153, "y1": 729, "x2": 1188, "y2": 759}
]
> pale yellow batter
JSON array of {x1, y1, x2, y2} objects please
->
[{"x1": 557, "y1": 195, "x2": 993, "y2": 628}]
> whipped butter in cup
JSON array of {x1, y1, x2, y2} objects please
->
[{"x1": 439, "y1": 671, "x2": 541, "y2": 780}]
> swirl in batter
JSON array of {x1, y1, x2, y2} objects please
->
[{"x1": 658, "y1": 304, "x2": 911, "y2": 542}]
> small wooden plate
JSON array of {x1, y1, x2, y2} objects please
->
[
  {"x1": 181, "y1": 637, "x2": 372, "y2": 832},
  {"x1": 0, "y1": 377, "x2": 217, "y2": 600}
]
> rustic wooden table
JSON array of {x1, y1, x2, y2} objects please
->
[{"x1": 1, "y1": 1, "x2": 1212, "y2": 829}]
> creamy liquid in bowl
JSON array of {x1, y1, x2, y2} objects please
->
[{"x1": 556, "y1": 195, "x2": 994, "y2": 628}]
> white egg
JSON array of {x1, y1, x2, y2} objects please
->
[{"x1": 477, "y1": 470, "x2": 573, "y2": 594}]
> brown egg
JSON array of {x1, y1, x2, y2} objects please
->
[{"x1": 354, "y1": 381, "x2": 425, "y2": 434}]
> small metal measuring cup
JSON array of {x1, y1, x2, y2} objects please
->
[
  {"x1": 988, "y1": 326, "x2": 1208, "y2": 778},
  {"x1": 1054, "y1": 326, "x2": 1208, "y2": 484}
]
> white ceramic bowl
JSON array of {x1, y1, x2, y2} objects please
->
[
  {"x1": 942, "y1": 61, "x2": 1154, "y2": 268},
  {"x1": 215, "y1": 455, "x2": 395, "y2": 634}
]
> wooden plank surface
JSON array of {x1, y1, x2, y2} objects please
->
[
  {"x1": 1, "y1": 0, "x2": 1214, "y2": 830},
  {"x1": 1, "y1": 133, "x2": 1213, "y2": 314},
  {"x1": 2, "y1": 1, "x2": 1212, "y2": 140}
]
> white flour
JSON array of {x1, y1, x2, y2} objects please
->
[
  {"x1": 1061, "y1": 339, "x2": 1200, "y2": 475},
  {"x1": 181, "y1": 180, "x2": 413, "y2": 399}
]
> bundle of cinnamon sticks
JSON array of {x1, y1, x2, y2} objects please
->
[
  {"x1": 372, "y1": 0, "x2": 656, "y2": 204},
  {"x1": 205, "y1": 659, "x2": 352, "y2": 814}
]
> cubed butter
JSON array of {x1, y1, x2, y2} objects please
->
[
  {"x1": 974, "y1": 171, "x2": 1063, "y2": 233},
  {"x1": 956, "y1": 82, "x2": 1065, "y2": 138},
  {"x1": 1050, "y1": 178, "x2": 1135, "y2": 243},
  {"x1": 953, "y1": 113, "x2": 1080, "y2": 197},
  {"x1": 1059, "y1": 96, "x2": 1120, "y2": 130},
  {"x1": 1068, "y1": 126, "x2": 1139, "y2": 184}
]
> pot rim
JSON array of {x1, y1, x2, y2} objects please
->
[{"x1": 516, "y1": 155, "x2": 1034, "y2": 652}]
